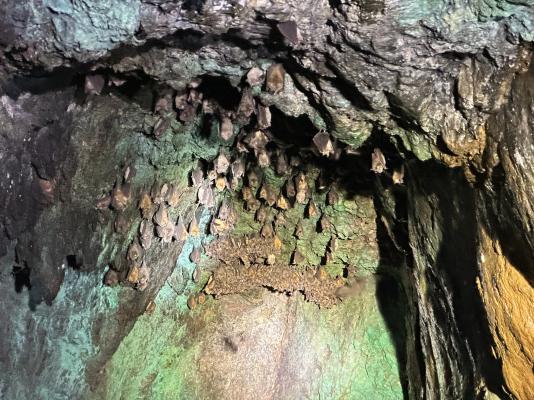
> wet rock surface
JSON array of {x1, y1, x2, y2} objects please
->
[{"x1": 1, "y1": 1, "x2": 534, "y2": 399}]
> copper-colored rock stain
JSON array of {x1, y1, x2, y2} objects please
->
[{"x1": 477, "y1": 229, "x2": 534, "y2": 400}]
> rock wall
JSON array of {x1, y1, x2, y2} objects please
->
[{"x1": 1, "y1": 1, "x2": 534, "y2": 399}]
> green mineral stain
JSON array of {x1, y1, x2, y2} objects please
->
[
  {"x1": 101, "y1": 305, "x2": 201, "y2": 400},
  {"x1": 391, "y1": 0, "x2": 534, "y2": 42},
  {"x1": 300, "y1": 288, "x2": 403, "y2": 399},
  {"x1": 3, "y1": 268, "x2": 121, "y2": 400},
  {"x1": 44, "y1": 0, "x2": 140, "y2": 52},
  {"x1": 393, "y1": 129, "x2": 432, "y2": 161},
  {"x1": 100, "y1": 279, "x2": 403, "y2": 399},
  {"x1": 100, "y1": 207, "x2": 219, "y2": 400}
]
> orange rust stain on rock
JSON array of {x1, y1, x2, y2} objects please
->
[{"x1": 477, "y1": 229, "x2": 534, "y2": 400}]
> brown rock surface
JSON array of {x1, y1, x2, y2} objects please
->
[{"x1": 477, "y1": 229, "x2": 534, "y2": 400}]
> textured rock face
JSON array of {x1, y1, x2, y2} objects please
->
[
  {"x1": 1, "y1": 1, "x2": 534, "y2": 399},
  {"x1": 476, "y1": 61, "x2": 534, "y2": 400},
  {"x1": 97, "y1": 282, "x2": 403, "y2": 399},
  {"x1": 477, "y1": 230, "x2": 534, "y2": 400},
  {"x1": 404, "y1": 165, "x2": 498, "y2": 399}
]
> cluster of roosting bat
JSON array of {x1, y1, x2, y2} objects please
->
[{"x1": 96, "y1": 62, "x2": 393, "y2": 305}]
